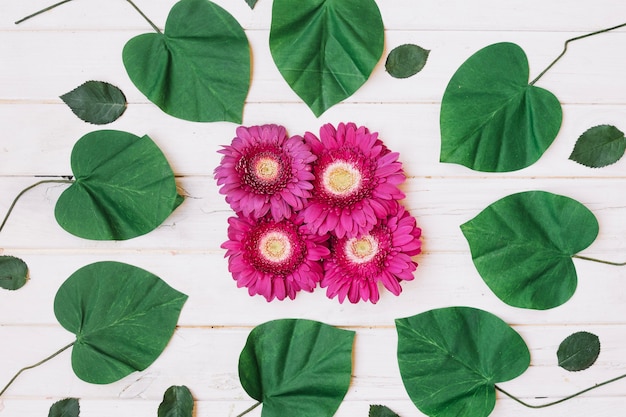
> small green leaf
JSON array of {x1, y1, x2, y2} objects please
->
[
  {"x1": 60, "y1": 81, "x2": 127, "y2": 125},
  {"x1": 461, "y1": 191, "x2": 599, "y2": 310},
  {"x1": 569, "y1": 124, "x2": 626, "y2": 168},
  {"x1": 396, "y1": 307, "x2": 530, "y2": 417},
  {"x1": 369, "y1": 404, "x2": 400, "y2": 417},
  {"x1": 48, "y1": 398, "x2": 79, "y2": 417},
  {"x1": 270, "y1": 0, "x2": 384, "y2": 117},
  {"x1": 557, "y1": 331, "x2": 601, "y2": 372},
  {"x1": 245, "y1": 0, "x2": 259, "y2": 8},
  {"x1": 239, "y1": 319, "x2": 355, "y2": 417},
  {"x1": 158, "y1": 386, "x2": 194, "y2": 417},
  {"x1": 123, "y1": 0, "x2": 250, "y2": 122},
  {"x1": 0, "y1": 255, "x2": 28, "y2": 291},
  {"x1": 54, "y1": 261, "x2": 188, "y2": 384},
  {"x1": 385, "y1": 44, "x2": 430, "y2": 79},
  {"x1": 55, "y1": 130, "x2": 182, "y2": 240},
  {"x1": 440, "y1": 42, "x2": 562, "y2": 172}
]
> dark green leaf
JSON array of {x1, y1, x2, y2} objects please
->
[
  {"x1": 158, "y1": 386, "x2": 194, "y2": 417},
  {"x1": 123, "y1": 0, "x2": 250, "y2": 123},
  {"x1": 270, "y1": 0, "x2": 384, "y2": 117},
  {"x1": 569, "y1": 124, "x2": 626, "y2": 168},
  {"x1": 0, "y1": 255, "x2": 28, "y2": 291},
  {"x1": 440, "y1": 42, "x2": 562, "y2": 172},
  {"x1": 54, "y1": 130, "x2": 183, "y2": 240},
  {"x1": 557, "y1": 331, "x2": 601, "y2": 372},
  {"x1": 245, "y1": 0, "x2": 259, "y2": 9},
  {"x1": 461, "y1": 191, "x2": 598, "y2": 310},
  {"x1": 385, "y1": 44, "x2": 430, "y2": 79},
  {"x1": 396, "y1": 307, "x2": 530, "y2": 417},
  {"x1": 54, "y1": 261, "x2": 188, "y2": 384},
  {"x1": 239, "y1": 319, "x2": 355, "y2": 417},
  {"x1": 369, "y1": 404, "x2": 400, "y2": 417},
  {"x1": 48, "y1": 398, "x2": 79, "y2": 417},
  {"x1": 60, "y1": 81, "x2": 127, "y2": 125}
]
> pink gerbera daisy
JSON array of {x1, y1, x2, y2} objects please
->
[
  {"x1": 221, "y1": 214, "x2": 330, "y2": 301},
  {"x1": 321, "y1": 203, "x2": 422, "y2": 304},
  {"x1": 215, "y1": 124, "x2": 316, "y2": 221},
  {"x1": 300, "y1": 122, "x2": 406, "y2": 238}
]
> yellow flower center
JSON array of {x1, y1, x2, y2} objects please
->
[
  {"x1": 259, "y1": 231, "x2": 292, "y2": 262},
  {"x1": 323, "y1": 161, "x2": 361, "y2": 196},
  {"x1": 255, "y1": 157, "x2": 280, "y2": 181},
  {"x1": 346, "y1": 235, "x2": 378, "y2": 264}
]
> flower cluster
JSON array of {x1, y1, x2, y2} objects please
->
[{"x1": 215, "y1": 122, "x2": 422, "y2": 303}]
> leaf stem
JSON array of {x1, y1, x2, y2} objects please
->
[
  {"x1": 530, "y1": 22, "x2": 626, "y2": 85},
  {"x1": 235, "y1": 401, "x2": 261, "y2": 417},
  {"x1": 573, "y1": 254, "x2": 626, "y2": 266},
  {"x1": 495, "y1": 372, "x2": 626, "y2": 408},
  {"x1": 125, "y1": 0, "x2": 162, "y2": 34},
  {"x1": 14, "y1": 0, "x2": 76, "y2": 25},
  {"x1": 0, "y1": 341, "x2": 75, "y2": 397},
  {"x1": 0, "y1": 179, "x2": 74, "y2": 234}
]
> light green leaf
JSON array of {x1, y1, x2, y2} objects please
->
[
  {"x1": 54, "y1": 261, "x2": 188, "y2": 384},
  {"x1": 569, "y1": 124, "x2": 626, "y2": 168},
  {"x1": 123, "y1": 0, "x2": 250, "y2": 123},
  {"x1": 55, "y1": 130, "x2": 182, "y2": 240},
  {"x1": 48, "y1": 398, "x2": 79, "y2": 417},
  {"x1": 461, "y1": 191, "x2": 598, "y2": 309},
  {"x1": 557, "y1": 331, "x2": 601, "y2": 372},
  {"x1": 385, "y1": 44, "x2": 429, "y2": 79},
  {"x1": 396, "y1": 307, "x2": 530, "y2": 417},
  {"x1": 0, "y1": 255, "x2": 28, "y2": 291},
  {"x1": 60, "y1": 81, "x2": 127, "y2": 125},
  {"x1": 369, "y1": 404, "x2": 400, "y2": 417},
  {"x1": 158, "y1": 386, "x2": 194, "y2": 417},
  {"x1": 440, "y1": 42, "x2": 562, "y2": 172},
  {"x1": 239, "y1": 319, "x2": 355, "y2": 417},
  {"x1": 270, "y1": 0, "x2": 384, "y2": 117}
]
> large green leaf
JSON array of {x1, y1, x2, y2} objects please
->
[
  {"x1": 158, "y1": 385, "x2": 194, "y2": 417},
  {"x1": 54, "y1": 261, "x2": 188, "y2": 384},
  {"x1": 238, "y1": 319, "x2": 355, "y2": 417},
  {"x1": 123, "y1": 0, "x2": 250, "y2": 123},
  {"x1": 461, "y1": 191, "x2": 598, "y2": 309},
  {"x1": 55, "y1": 130, "x2": 183, "y2": 240},
  {"x1": 270, "y1": 0, "x2": 384, "y2": 117},
  {"x1": 0, "y1": 255, "x2": 28, "y2": 290},
  {"x1": 440, "y1": 42, "x2": 562, "y2": 172},
  {"x1": 396, "y1": 307, "x2": 530, "y2": 417}
]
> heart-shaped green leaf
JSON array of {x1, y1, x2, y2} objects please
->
[
  {"x1": 569, "y1": 124, "x2": 626, "y2": 168},
  {"x1": 461, "y1": 190, "x2": 599, "y2": 309},
  {"x1": 55, "y1": 130, "x2": 182, "y2": 240},
  {"x1": 440, "y1": 42, "x2": 562, "y2": 172},
  {"x1": 158, "y1": 385, "x2": 194, "y2": 417},
  {"x1": 270, "y1": 0, "x2": 384, "y2": 117},
  {"x1": 0, "y1": 255, "x2": 28, "y2": 291},
  {"x1": 557, "y1": 331, "x2": 601, "y2": 372},
  {"x1": 238, "y1": 319, "x2": 355, "y2": 417},
  {"x1": 60, "y1": 81, "x2": 127, "y2": 125},
  {"x1": 54, "y1": 261, "x2": 188, "y2": 384},
  {"x1": 369, "y1": 404, "x2": 400, "y2": 417},
  {"x1": 385, "y1": 44, "x2": 430, "y2": 79},
  {"x1": 396, "y1": 307, "x2": 530, "y2": 417},
  {"x1": 48, "y1": 398, "x2": 80, "y2": 417},
  {"x1": 123, "y1": 0, "x2": 250, "y2": 123}
]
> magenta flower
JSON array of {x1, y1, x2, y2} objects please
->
[
  {"x1": 321, "y1": 204, "x2": 422, "y2": 304},
  {"x1": 300, "y1": 122, "x2": 406, "y2": 238},
  {"x1": 221, "y1": 214, "x2": 330, "y2": 301},
  {"x1": 215, "y1": 124, "x2": 316, "y2": 221}
]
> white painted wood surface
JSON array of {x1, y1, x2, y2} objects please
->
[{"x1": 1, "y1": 1, "x2": 626, "y2": 416}]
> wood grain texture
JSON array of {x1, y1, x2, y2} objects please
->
[{"x1": 1, "y1": 0, "x2": 626, "y2": 416}]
